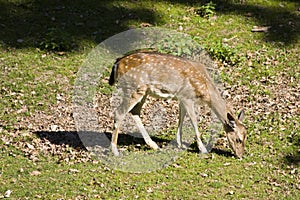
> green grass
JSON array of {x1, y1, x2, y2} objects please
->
[{"x1": 1, "y1": 0, "x2": 299, "y2": 199}]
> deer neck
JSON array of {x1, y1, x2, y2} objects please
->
[{"x1": 207, "y1": 83, "x2": 230, "y2": 125}]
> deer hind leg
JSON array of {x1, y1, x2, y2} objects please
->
[
  {"x1": 176, "y1": 102, "x2": 187, "y2": 148},
  {"x1": 130, "y1": 90, "x2": 159, "y2": 150},
  {"x1": 111, "y1": 87, "x2": 145, "y2": 156},
  {"x1": 111, "y1": 96, "x2": 131, "y2": 156},
  {"x1": 111, "y1": 86, "x2": 158, "y2": 156},
  {"x1": 181, "y1": 100, "x2": 208, "y2": 154}
]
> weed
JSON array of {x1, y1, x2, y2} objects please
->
[
  {"x1": 205, "y1": 40, "x2": 240, "y2": 65},
  {"x1": 39, "y1": 28, "x2": 77, "y2": 51},
  {"x1": 196, "y1": 1, "x2": 216, "y2": 19}
]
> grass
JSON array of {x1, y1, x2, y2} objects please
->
[{"x1": 0, "y1": 0, "x2": 299, "y2": 199}]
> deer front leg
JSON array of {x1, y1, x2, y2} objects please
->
[
  {"x1": 193, "y1": 121, "x2": 208, "y2": 154},
  {"x1": 131, "y1": 115, "x2": 159, "y2": 150},
  {"x1": 182, "y1": 100, "x2": 208, "y2": 154}
]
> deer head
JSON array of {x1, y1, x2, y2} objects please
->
[{"x1": 223, "y1": 110, "x2": 246, "y2": 158}]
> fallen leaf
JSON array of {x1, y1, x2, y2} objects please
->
[
  {"x1": 172, "y1": 163, "x2": 182, "y2": 168},
  {"x1": 30, "y1": 170, "x2": 41, "y2": 176},
  {"x1": 26, "y1": 142, "x2": 35, "y2": 150},
  {"x1": 50, "y1": 125, "x2": 59, "y2": 131},
  {"x1": 4, "y1": 190, "x2": 12, "y2": 198},
  {"x1": 69, "y1": 168, "x2": 80, "y2": 173}
]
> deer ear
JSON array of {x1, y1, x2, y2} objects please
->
[
  {"x1": 227, "y1": 112, "x2": 236, "y2": 128},
  {"x1": 238, "y1": 109, "x2": 245, "y2": 122}
]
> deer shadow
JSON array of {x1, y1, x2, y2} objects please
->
[
  {"x1": 34, "y1": 130, "x2": 87, "y2": 150},
  {"x1": 34, "y1": 130, "x2": 171, "y2": 149},
  {"x1": 187, "y1": 141, "x2": 234, "y2": 157},
  {"x1": 34, "y1": 130, "x2": 234, "y2": 157}
]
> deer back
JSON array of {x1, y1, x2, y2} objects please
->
[{"x1": 109, "y1": 52, "x2": 215, "y2": 102}]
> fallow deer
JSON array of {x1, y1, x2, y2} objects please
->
[{"x1": 109, "y1": 51, "x2": 246, "y2": 158}]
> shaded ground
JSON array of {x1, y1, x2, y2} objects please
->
[{"x1": 0, "y1": 0, "x2": 299, "y2": 51}]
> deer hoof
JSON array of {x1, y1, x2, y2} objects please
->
[
  {"x1": 111, "y1": 144, "x2": 120, "y2": 156},
  {"x1": 201, "y1": 149, "x2": 208, "y2": 154},
  {"x1": 148, "y1": 141, "x2": 159, "y2": 150},
  {"x1": 178, "y1": 143, "x2": 188, "y2": 149}
]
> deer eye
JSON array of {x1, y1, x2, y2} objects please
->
[{"x1": 225, "y1": 124, "x2": 234, "y2": 131}]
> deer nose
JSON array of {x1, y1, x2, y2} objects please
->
[{"x1": 235, "y1": 149, "x2": 244, "y2": 158}]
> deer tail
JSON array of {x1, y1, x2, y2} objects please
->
[{"x1": 109, "y1": 62, "x2": 118, "y2": 86}]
